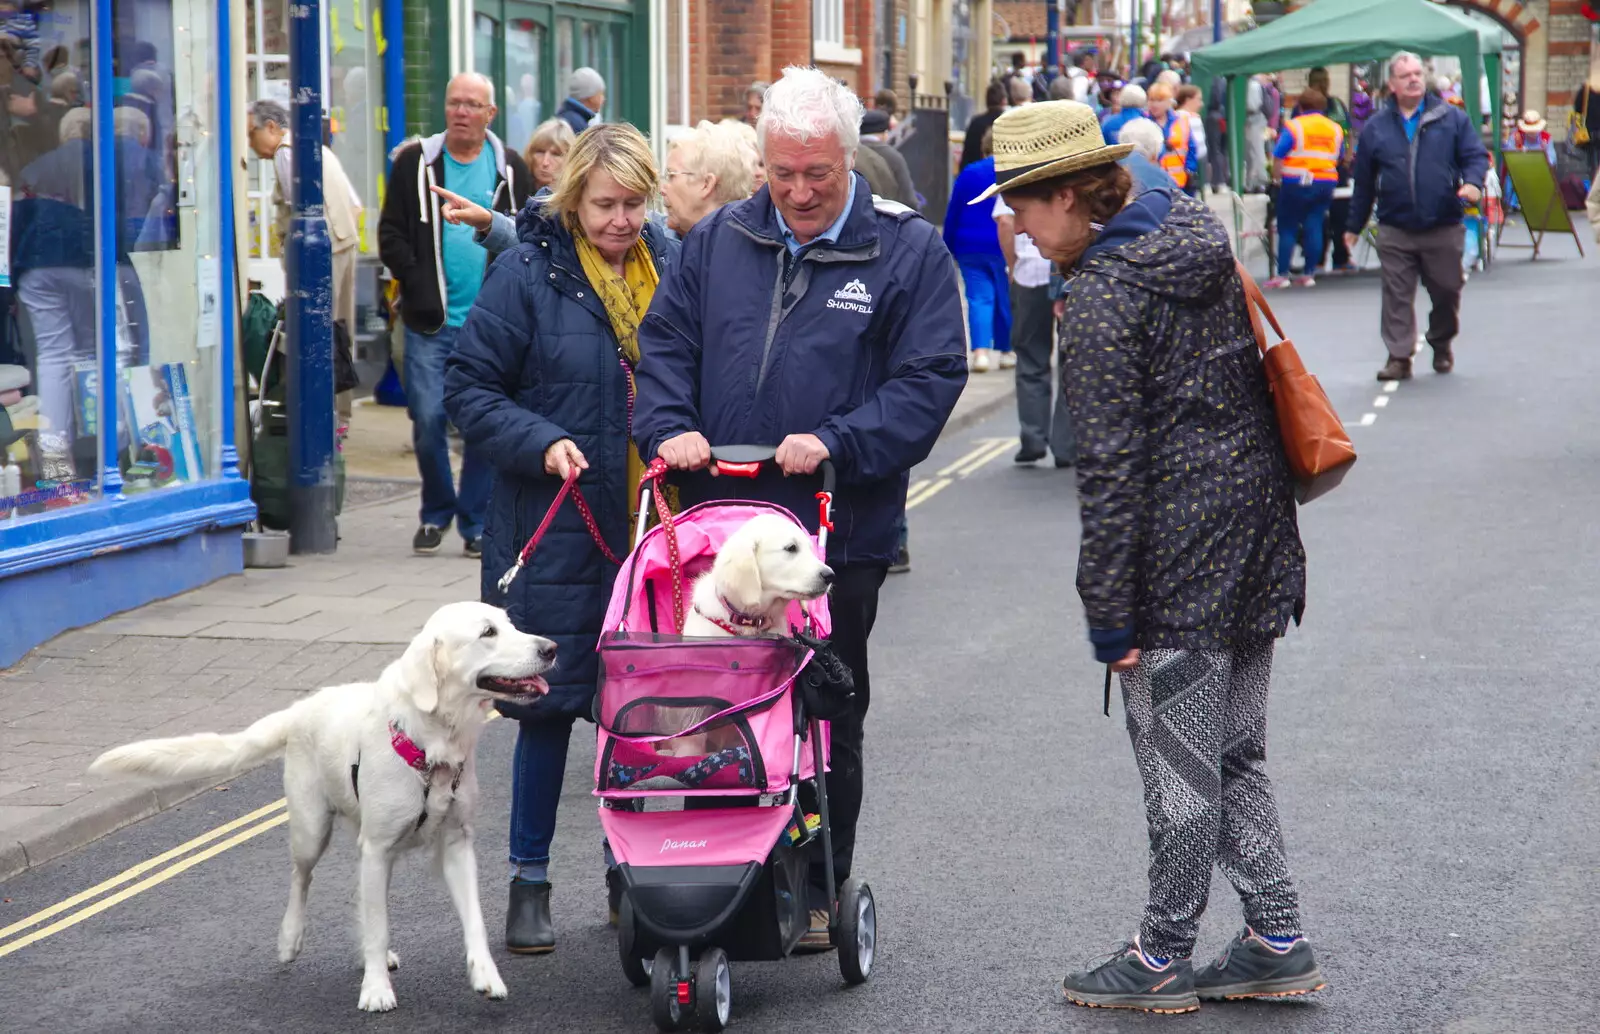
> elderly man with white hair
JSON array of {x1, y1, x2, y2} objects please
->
[
  {"x1": 662, "y1": 120, "x2": 757, "y2": 236},
  {"x1": 634, "y1": 65, "x2": 967, "y2": 950}
]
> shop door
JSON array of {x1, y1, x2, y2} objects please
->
[
  {"x1": 554, "y1": 8, "x2": 627, "y2": 124},
  {"x1": 475, "y1": 0, "x2": 551, "y2": 155}
]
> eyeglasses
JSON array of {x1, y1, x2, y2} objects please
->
[
  {"x1": 662, "y1": 169, "x2": 703, "y2": 181},
  {"x1": 766, "y1": 161, "x2": 845, "y2": 186},
  {"x1": 446, "y1": 99, "x2": 490, "y2": 112}
]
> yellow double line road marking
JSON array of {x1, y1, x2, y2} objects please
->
[
  {"x1": 0, "y1": 798, "x2": 289, "y2": 959},
  {"x1": 938, "y1": 437, "x2": 1017, "y2": 479},
  {"x1": 907, "y1": 437, "x2": 1018, "y2": 511}
]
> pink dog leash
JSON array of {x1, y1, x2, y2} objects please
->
[{"x1": 497, "y1": 468, "x2": 622, "y2": 594}]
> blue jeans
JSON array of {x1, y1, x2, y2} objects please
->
[
  {"x1": 508, "y1": 717, "x2": 576, "y2": 870},
  {"x1": 1275, "y1": 180, "x2": 1336, "y2": 276},
  {"x1": 957, "y1": 254, "x2": 1012, "y2": 353},
  {"x1": 404, "y1": 325, "x2": 491, "y2": 540}
]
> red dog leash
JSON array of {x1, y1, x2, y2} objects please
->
[
  {"x1": 640, "y1": 457, "x2": 686, "y2": 633},
  {"x1": 497, "y1": 468, "x2": 622, "y2": 594}
]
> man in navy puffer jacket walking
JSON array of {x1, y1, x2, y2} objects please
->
[
  {"x1": 1345, "y1": 51, "x2": 1488, "y2": 382},
  {"x1": 633, "y1": 66, "x2": 967, "y2": 949}
]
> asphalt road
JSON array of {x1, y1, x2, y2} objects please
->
[{"x1": 2, "y1": 235, "x2": 1596, "y2": 1033}]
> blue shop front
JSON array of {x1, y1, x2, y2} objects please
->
[{"x1": 0, "y1": 0, "x2": 253, "y2": 667}]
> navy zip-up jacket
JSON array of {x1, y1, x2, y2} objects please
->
[
  {"x1": 1347, "y1": 94, "x2": 1488, "y2": 234},
  {"x1": 632, "y1": 174, "x2": 969, "y2": 567}
]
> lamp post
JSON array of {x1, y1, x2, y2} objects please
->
[{"x1": 287, "y1": 0, "x2": 337, "y2": 553}]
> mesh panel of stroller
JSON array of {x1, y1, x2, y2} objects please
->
[{"x1": 594, "y1": 633, "x2": 822, "y2": 796}]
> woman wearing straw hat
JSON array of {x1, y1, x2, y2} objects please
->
[{"x1": 977, "y1": 100, "x2": 1322, "y2": 1014}]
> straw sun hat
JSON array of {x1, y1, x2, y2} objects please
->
[
  {"x1": 971, "y1": 100, "x2": 1132, "y2": 204},
  {"x1": 1518, "y1": 110, "x2": 1546, "y2": 134}
]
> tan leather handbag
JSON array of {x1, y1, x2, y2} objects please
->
[{"x1": 1236, "y1": 263, "x2": 1357, "y2": 503}]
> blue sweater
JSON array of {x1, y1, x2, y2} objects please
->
[{"x1": 941, "y1": 157, "x2": 1004, "y2": 260}]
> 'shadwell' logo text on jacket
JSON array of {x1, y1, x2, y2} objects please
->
[{"x1": 828, "y1": 278, "x2": 874, "y2": 315}]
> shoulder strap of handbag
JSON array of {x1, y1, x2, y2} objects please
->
[{"x1": 1234, "y1": 261, "x2": 1287, "y2": 356}]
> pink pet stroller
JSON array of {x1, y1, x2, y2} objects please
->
[{"x1": 595, "y1": 446, "x2": 877, "y2": 1031}]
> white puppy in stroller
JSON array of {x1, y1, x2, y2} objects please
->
[
  {"x1": 682, "y1": 512, "x2": 835, "y2": 639},
  {"x1": 652, "y1": 514, "x2": 833, "y2": 759}
]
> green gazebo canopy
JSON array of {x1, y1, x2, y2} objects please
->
[{"x1": 1191, "y1": 0, "x2": 1503, "y2": 189}]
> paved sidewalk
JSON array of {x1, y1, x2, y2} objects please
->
[{"x1": 0, "y1": 370, "x2": 1014, "y2": 881}]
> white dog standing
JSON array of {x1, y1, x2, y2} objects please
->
[{"x1": 89, "y1": 602, "x2": 555, "y2": 1013}]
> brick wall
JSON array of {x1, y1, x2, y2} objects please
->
[
  {"x1": 1540, "y1": 9, "x2": 1593, "y2": 137},
  {"x1": 675, "y1": 0, "x2": 814, "y2": 124},
  {"x1": 772, "y1": 0, "x2": 813, "y2": 70},
  {"x1": 676, "y1": 0, "x2": 919, "y2": 125}
]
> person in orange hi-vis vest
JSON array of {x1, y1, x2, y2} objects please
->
[
  {"x1": 1267, "y1": 87, "x2": 1344, "y2": 288},
  {"x1": 1148, "y1": 83, "x2": 1197, "y2": 192}
]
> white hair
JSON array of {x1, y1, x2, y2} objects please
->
[
  {"x1": 1388, "y1": 51, "x2": 1424, "y2": 77},
  {"x1": 1118, "y1": 117, "x2": 1164, "y2": 161},
  {"x1": 1119, "y1": 84, "x2": 1147, "y2": 109},
  {"x1": 756, "y1": 65, "x2": 863, "y2": 157},
  {"x1": 673, "y1": 121, "x2": 757, "y2": 204}
]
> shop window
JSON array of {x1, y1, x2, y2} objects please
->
[
  {"x1": 1, "y1": 0, "x2": 223, "y2": 522},
  {"x1": 503, "y1": 19, "x2": 545, "y2": 155},
  {"x1": 555, "y1": 15, "x2": 573, "y2": 106},
  {"x1": 474, "y1": 13, "x2": 500, "y2": 87},
  {"x1": 327, "y1": 0, "x2": 382, "y2": 256}
]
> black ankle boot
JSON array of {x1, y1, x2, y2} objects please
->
[{"x1": 506, "y1": 880, "x2": 554, "y2": 954}]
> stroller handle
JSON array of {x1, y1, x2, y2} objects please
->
[{"x1": 632, "y1": 446, "x2": 836, "y2": 553}]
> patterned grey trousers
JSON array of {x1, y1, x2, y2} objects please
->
[{"x1": 1119, "y1": 637, "x2": 1304, "y2": 959}]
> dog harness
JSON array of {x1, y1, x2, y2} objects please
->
[
  {"x1": 349, "y1": 722, "x2": 464, "y2": 832},
  {"x1": 693, "y1": 596, "x2": 773, "y2": 637}
]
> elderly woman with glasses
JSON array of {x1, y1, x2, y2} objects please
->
[
  {"x1": 662, "y1": 119, "x2": 757, "y2": 236},
  {"x1": 443, "y1": 122, "x2": 678, "y2": 956}
]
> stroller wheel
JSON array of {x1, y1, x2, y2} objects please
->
[
  {"x1": 836, "y1": 877, "x2": 876, "y2": 985},
  {"x1": 695, "y1": 947, "x2": 732, "y2": 1032},
  {"x1": 649, "y1": 947, "x2": 685, "y2": 1032}
]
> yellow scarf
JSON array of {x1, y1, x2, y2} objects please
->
[{"x1": 574, "y1": 233, "x2": 665, "y2": 541}]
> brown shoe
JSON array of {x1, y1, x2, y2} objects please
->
[
  {"x1": 1377, "y1": 356, "x2": 1413, "y2": 381},
  {"x1": 1432, "y1": 348, "x2": 1453, "y2": 374}
]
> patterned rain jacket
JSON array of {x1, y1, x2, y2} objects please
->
[{"x1": 1058, "y1": 187, "x2": 1306, "y2": 663}]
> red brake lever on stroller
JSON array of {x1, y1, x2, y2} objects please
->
[{"x1": 714, "y1": 460, "x2": 763, "y2": 478}]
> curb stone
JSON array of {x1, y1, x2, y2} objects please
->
[{"x1": 0, "y1": 778, "x2": 215, "y2": 885}]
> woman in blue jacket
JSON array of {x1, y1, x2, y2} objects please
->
[
  {"x1": 444, "y1": 123, "x2": 676, "y2": 955},
  {"x1": 942, "y1": 133, "x2": 1012, "y2": 373}
]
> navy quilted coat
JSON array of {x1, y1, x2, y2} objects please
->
[{"x1": 444, "y1": 200, "x2": 677, "y2": 721}]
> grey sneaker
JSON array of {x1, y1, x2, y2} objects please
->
[
  {"x1": 1061, "y1": 939, "x2": 1200, "y2": 1015},
  {"x1": 1194, "y1": 928, "x2": 1326, "y2": 1000}
]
